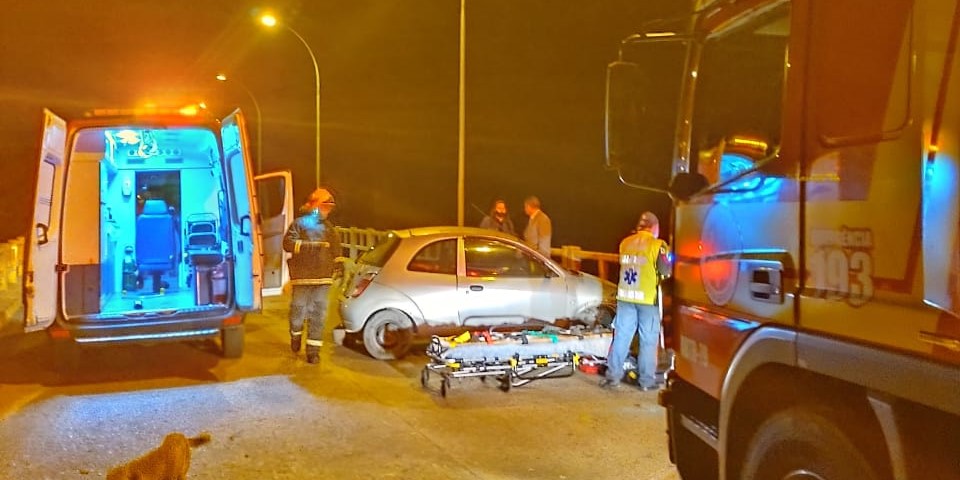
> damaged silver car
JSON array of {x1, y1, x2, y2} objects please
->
[{"x1": 338, "y1": 227, "x2": 615, "y2": 359}]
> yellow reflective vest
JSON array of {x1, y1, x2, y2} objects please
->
[{"x1": 617, "y1": 230, "x2": 668, "y2": 305}]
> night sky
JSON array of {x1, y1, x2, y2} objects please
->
[{"x1": 0, "y1": 1, "x2": 687, "y2": 252}]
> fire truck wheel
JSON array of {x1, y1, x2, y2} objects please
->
[
  {"x1": 740, "y1": 406, "x2": 882, "y2": 480},
  {"x1": 221, "y1": 325, "x2": 245, "y2": 359},
  {"x1": 362, "y1": 310, "x2": 413, "y2": 360}
]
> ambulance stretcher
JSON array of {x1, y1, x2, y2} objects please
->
[{"x1": 420, "y1": 326, "x2": 614, "y2": 398}]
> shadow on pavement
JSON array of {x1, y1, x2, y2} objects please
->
[{"x1": 0, "y1": 331, "x2": 222, "y2": 389}]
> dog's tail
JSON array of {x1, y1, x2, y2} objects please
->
[{"x1": 188, "y1": 432, "x2": 212, "y2": 448}]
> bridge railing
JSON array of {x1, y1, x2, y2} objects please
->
[
  {"x1": 335, "y1": 226, "x2": 389, "y2": 259},
  {"x1": 333, "y1": 226, "x2": 620, "y2": 283}
]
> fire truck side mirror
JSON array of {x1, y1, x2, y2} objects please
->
[
  {"x1": 603, "y1": 43, "x2": 686, "y2": 193},
  {"x1": 604, "y1": 61, "x2": 643, "y2": 170}
]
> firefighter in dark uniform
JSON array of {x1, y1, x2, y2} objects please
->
[{"x1": 282, "y1": 188, "x2": 342, "y2": 364}]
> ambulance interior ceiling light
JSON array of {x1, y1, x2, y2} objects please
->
[{"x1": 114, "y1": 129, "x2": 141, "y2": 145}]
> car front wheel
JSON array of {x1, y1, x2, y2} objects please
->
[{"x1": 362, "y1": 310, "x2": 413, "y2": 360}]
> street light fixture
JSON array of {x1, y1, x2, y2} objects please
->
[
  {"x1": 258, "y1": 12, "x2": 322, "y2": 188},
  {"x1": 216, "y1": 73, "x2": 263, "y2": 174}
]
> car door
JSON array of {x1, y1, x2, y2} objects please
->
[
  {"x1": 254, "y1": 170, "x2": 293, "y2": 296},
  {"x1": 23, "y1": 109, "x2": 68, "y2": 332},
  {"x1": 402, "y1": 238, "x2": 459, "y2": 326},
  {"x1": 458, "y1": 236, "x2": 567, "y2": 326},
  {"x1": 221, "y1": 110, "x2": 262, "y2": 311}
]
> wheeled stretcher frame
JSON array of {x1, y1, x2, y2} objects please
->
[{"x1": 420, "y1": 328, "x2": 613, "y2": 398}]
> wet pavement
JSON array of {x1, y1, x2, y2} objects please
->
[{"x1": 0, "y1": 294, "x2": 680, "y2": 479}]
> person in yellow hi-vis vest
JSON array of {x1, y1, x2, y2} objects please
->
[{"x1": 600, "y1": 211, "x2": 671, "y2": 391}]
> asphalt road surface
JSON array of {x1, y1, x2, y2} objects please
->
[{"x1": 0, "y1": 294, "x2": 680, "y2": 479}]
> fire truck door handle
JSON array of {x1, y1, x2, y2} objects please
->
[
  {"x1": 749, "y1": 265, "x2": 783, "y2": 304},
  {"x1": 469, "y1": 285, "x2": 484, "y2": 292}
]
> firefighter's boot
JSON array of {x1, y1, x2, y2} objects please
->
[
  {"x1": 305, "y1": 345, "x2": 320, "y2": 364},
  {"x1": 290, "y1": 333, "x2": 303, "y2": 354}
]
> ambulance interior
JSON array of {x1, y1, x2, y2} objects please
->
[{"x1": 62, "y1": 126, "x2": 235, "y2": 319}]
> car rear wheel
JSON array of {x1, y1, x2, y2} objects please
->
[{"x1": 362, "y1": 310, "x2": 413, "y2": 360}]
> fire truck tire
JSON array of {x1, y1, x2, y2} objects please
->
[
  {"x1": 362, "y1": 310, "x2": 413, "y2": 360},
  {"x1": 221, "y1": 325, "x2": 245, "y2": 359},
  {"x1": 740, "y1": 406, "x2": 882, "y2": 480}
]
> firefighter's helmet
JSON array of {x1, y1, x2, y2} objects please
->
[{"x1": 304, "y1": 188, "x2": 335, "y2": 210}]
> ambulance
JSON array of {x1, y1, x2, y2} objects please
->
[
  {"x1": 20, "y1": 106, "x2": 292, "y2": 362},
  {"x1": 604, "y1": 0, "x2": 960, "y2": 477}
]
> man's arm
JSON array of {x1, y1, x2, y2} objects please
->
[
  {"x1": 656, "y1": 240, "x2": 672, "y2": 278},
  {"x1": 282, "y1": 222, "x2": 301, "y2": 253},
  {"x1": 328, "y1": 224, "x2": 342, "y2": 257},
  {"x1": 505, "y1": 218, "x2": 516, "y2": 236},
  {"x1": 538, "y1": 215, "x2": 552, "y2": 255},
  {"x1": 283, "y1": 221, "x2": 330, "y2": 254}
]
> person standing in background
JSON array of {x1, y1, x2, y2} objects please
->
[
  {"x1": 522, "y1": 195, "x2": 552, "y2": 256},
  {"x1": 479, "y1": 199, "x2": 516, "y2": 236}
]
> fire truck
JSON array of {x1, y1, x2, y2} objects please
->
[{"x1": 604, "y1": 0, "x2": 959, "y2": 478}]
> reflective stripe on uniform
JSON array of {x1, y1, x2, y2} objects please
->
[
  {"x1": 290, "y1": 330, "x2": 303, "y2": 336},
  {"x1": 305, "y1": 339, "x2": 323, "y2": 347},
  {"x1": 617, "y1": 288, "x2": 646, "y2": 303},
  {"x1": 289, "y1": 278, "x2": 334, "y2": 286},
  {"x1": 620, "y1": 254, "x2": 649, "y2": 265}
]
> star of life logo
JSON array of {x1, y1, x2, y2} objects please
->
[{"x1": 623, "y1": 267, "x2": 638, "y2": 285}]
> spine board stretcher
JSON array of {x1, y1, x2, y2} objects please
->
[{"x1": 421, "y1": 327, "x2": 613, "y2": 397}]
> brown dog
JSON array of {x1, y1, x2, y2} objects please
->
[{"x1": 106, "y1": 432, "x2": 211, "y2": 480}]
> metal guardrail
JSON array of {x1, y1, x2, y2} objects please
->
[
  {"x1": 333, "y1": 226, "x2": 620, "y2": 283},
  {"x1": 334, "y1": 226, "x2": 388, "y2": 260},
  {"x1": 553, "y1": 245, "x2": 620, "y2": 284}
]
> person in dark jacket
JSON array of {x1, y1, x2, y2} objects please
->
[
  {"x1": 282, "y1": 188, "x2": 342, "y2": 364},
  {"x1": 478, "y1": 199, "x2": 516, "y2": 236}
]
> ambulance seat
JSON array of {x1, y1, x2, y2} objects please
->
[
  {"x1": 185, "y1": 213, "x2": 223, "y2": 266},
  {"x1": 136, "y1": 199, "x2": 178, "y2": 293}
]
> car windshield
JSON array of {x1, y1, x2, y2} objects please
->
[
  {"x1": 358, "y1": 234, "x2": 401, "y2": 267},
  {"x1": 464, "y1": 237, "x2": 550, "y2": 278}
]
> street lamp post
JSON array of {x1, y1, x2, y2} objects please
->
[
  {"x1": 457, "y1": 0, "x2": 466, "y2": 226},
  {"x1": 216, "y1": 73, "x2": 263, "y2": 174},
  {"x1": 260, "y1": 13, "x2": 322, "y2": 188}
]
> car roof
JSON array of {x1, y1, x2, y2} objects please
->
[{"x1": 391, "y1": 226, "x2": 518, "y2": 240}]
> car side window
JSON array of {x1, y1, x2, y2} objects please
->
[
  {"x1": 407, "y1": 239, "x2": 457, "y2": 275},
  {"x1": 464, "y1": 237, "x2": 548, "y2": 278}
]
